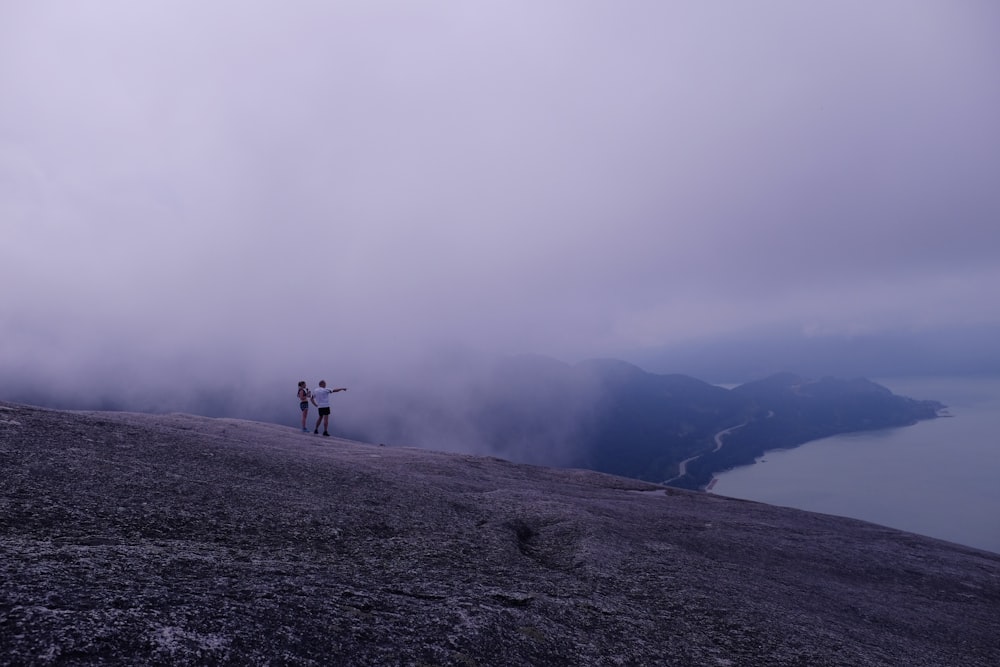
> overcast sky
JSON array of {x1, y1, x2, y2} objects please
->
[{"x1": 3, "y1": 1, "x2": 999, "y2": 402}]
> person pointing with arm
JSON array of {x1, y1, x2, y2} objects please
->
[{"x1": 311, "y1": 379, "x2": 347, "y2": 436}]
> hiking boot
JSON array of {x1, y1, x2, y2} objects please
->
[
  {"x1": 323, "y1": 432, "x2": 330, "y2": 437},
  {"x1": 314, "y1": 429, "x2": 319, "y2": 434}
]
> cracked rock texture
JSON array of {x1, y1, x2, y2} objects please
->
[{"x1": 1, "y1": 401, "x2": 999, "y2": 666}]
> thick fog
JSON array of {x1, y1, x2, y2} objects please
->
[{"x1": 3, "y1": 1, "x2": 999, "y2": 443}]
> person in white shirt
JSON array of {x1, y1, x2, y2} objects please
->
[{"x1": 310, "y1": 379, "x2": 347, "y2": 436}]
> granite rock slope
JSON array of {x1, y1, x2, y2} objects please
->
[{"x1": 1, "y1": 402, "x2": 998, "y2": 666}]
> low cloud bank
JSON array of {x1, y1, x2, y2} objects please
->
[{"x1": 3, "y1": 324, "x2": 996, "y2": 471}]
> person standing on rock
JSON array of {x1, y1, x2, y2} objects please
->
[
  {"x1": 297, "y1": 381, "x2": 312, "y2": 432},
  {"x1": 310, "y1": 380, "x2": 347, "y2": 436}
]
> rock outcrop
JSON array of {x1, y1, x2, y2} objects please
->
[{"x1": 1, "y1": 402, "x2": 998, "y2": 666}]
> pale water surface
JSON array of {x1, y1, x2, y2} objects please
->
[{"x1": 710, "y1": 376, "x2": 1000, "y2": 554}]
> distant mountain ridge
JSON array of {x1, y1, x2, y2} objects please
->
[
  {"x1": 343, "y1": 355, "x2": 944, "y2": 489},
  {"x1": 572, "y1": 363, "x2": 942, "y2": 489}
]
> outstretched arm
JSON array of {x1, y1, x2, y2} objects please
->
[{"x1": 334, "y1": 388, "x2": 348, "y2": 392}]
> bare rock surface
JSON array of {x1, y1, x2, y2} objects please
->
[{"x1": 1, "y1": 401, "x2": 999, "y2": 666}]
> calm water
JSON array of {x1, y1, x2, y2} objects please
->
[{"x1": 710, "y1": 376, "x2": 1000, "y2": 554}]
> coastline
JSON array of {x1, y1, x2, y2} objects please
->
[
  {"x1": 662, "y1": 376, "x2": 944, "y2": 491},
  {"x1": 705, "y1": 375, "x2": 1000, "y2": 554}
]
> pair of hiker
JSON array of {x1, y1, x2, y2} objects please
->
[{"x1": 297, "y1": 380, "x2": 347, "y2": 436}]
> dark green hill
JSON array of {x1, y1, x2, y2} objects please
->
[
  {"x1": 342, "y1": 357, "x2": 944, "y2": 490},
  {"x1": 682, "y1": 374, "x2": 944, "y2": 488},
  {"x1": 569, "y1": 359, "x2": 746, "y2": 481}
]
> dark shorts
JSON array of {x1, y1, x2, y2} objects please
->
[
  {"x1": 300, "y1": 401, "x2": 309, "y2": 411},
  {"x1": 318, "y1": 407, "x2": 331, "y2": 416}
]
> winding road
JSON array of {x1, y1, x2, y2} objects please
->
[{"x1": 663, "y1": 420, "x2": 748, "y2": 486}]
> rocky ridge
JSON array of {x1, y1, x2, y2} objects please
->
[{"x1": 1, "y1": 402, "x2": 998, "y2": 666}]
